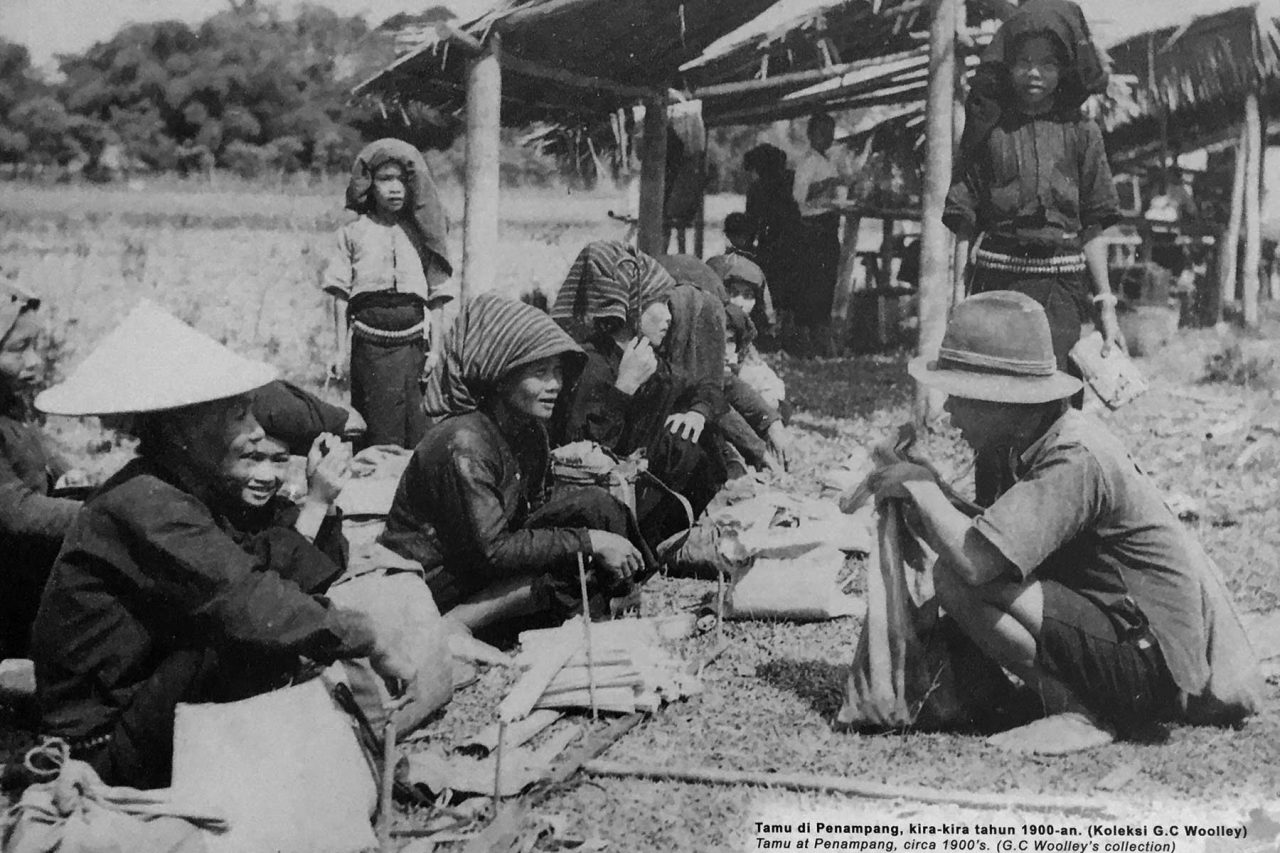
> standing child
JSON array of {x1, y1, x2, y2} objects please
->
[
  {"x1": 324, "y1": 138, "x2": 454, "y2": 449},
  {"x1": 944, "y1": 0, "x2": 1120, "y2": 504}
]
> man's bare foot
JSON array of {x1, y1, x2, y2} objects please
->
[{"x1": 985, "y1": 712, "x2": 1115, "y2": 755}]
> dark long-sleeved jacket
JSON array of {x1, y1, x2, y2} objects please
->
[
  {"x1": 379, "y1": 410, "x2": 590, "y2": 606},
  {"x1": 34, "y1": 456, "x2": 366, "y2": 741},
  {"x1": 0, "y1": 411, "x2": 79, "y2": 552},
  {"x1": 945, "y1": 111, "x2": 1119, "y2": 245},
  {"x1": 551, "y1": 335, "x2": 715, "y2": 456}
]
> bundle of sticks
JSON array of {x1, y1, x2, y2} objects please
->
[{"x1": 499, "y1": 616, "x2": 700, "y2": 721}]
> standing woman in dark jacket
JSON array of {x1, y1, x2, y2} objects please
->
[
  {"x1": 944, "y1": 0, "x2": 1121, "y2": 504},
  {"x1": 743, "y1": 144, "x2": 802, "y2": 321},
  {"x1": 379, "y1": 294, "x2": 646, "y2": 631},
  {"x1": 32, "y1": 303, "x2": 410, "y2": 789},
  {"x1": 550, "y1": 241, "x2": 726, "y2": 548},
  {"x1": 0, "y1": 283, "x2": 83, "y2": 660}
]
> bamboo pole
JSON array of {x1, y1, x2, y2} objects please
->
[
  {"x1": 637, "y1": 99, "x2": 669, "y2": 256},
  {"x1": 915, "y1": 0, "x2": 958, "y2": 424},
  {"x1": 1243, "y1": 90, "x2": 1263, "y2": 328},
  {"x1": 583, "y1": 761, "x2": 1115, "y2": 814},
  {"x1": 462, "y1": 34, "x2": 502, "y2": 298},
  {"x1": 832, "y1": 213, "x2": 863, "y2": 322},
  {"x1": 1218, "y1": 124, "x2": 1248, "y2": 321}
]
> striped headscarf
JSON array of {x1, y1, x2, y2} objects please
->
[
  {"x1": 424, "y1": 294, "x2": 584, "y2": 418},
  {"x1": 550, "y1": 240, "x2": 675, "y2": 342}
]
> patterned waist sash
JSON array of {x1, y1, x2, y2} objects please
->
[
  {"x1": 974, "y1": 247, "x2": 1086, "y2": 275},
  {"x1": 351, "y1": 319, "x2": 426, "y2": 342}
]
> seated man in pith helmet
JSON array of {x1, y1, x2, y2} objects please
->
[{"x1": 869, "y1": 290, "x2": 1258, "y2": 754}]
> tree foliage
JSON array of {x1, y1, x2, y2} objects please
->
[{"x1": 1, "y1": 4, "x2": 423, "y2": 177}]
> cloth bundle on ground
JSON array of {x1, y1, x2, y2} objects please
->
[
  {"x1": 170, "y1": 678, "x2": 377, "y2": 853},
  {"x1": 693, "y1": 490, "x2": 873, "y2": 621},
  {"x1": 837, "y1": 500, "x2": 1010, "y2": 730},
  {"x1": 2, "y1": 740, "x2": 227, "y2": 853},
  {"x1": 324, "y1": 564, "x2": 453, "y2": 739},
  {"x1": 344, "y1": 138, "x2": 451, "y2": 277}
]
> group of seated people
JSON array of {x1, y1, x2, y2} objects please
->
[{"x1": 0, "y1": 237, "x2": 1258, "y2": 789}]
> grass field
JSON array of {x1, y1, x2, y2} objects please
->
[{"x1": 4, "y1": 180, "x2": 1280, "y2": 851}]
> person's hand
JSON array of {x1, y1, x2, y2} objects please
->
[
  {"x1": 765, "y1": 421, "x2": 791, "y2": 471},
  {"x1": 866, "y1": 461, "x2": 936, "y2": 503},
  {"x1": 55, "y1": 469, "x2": 91, "y2": 490},
  {"x1": 326, "y1": 356, "x2": 347, "y2": 383},
  {"x1": 342, "y1": 408, "x2": 366, "y2": 441},
  {"x1": 423, "y1": 348, "x2": 442, "y2": 378},
  {"x1": 587, "y1": 530, "x2": 643, "y2": 583},
  {"x1": 305, "y1": 433, "x2": 351, "y2": 506},
  {"x1": 1098, "y1": 302, "x2": 1126, "y2": 357},
  {"x1": 665, "y1": 411, "x2": 706, "y2": 443},
  {"x1": 615, "y1": 337, "x2": 658, "y2": 395}
]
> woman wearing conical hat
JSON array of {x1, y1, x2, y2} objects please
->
[
  {"x1": 867, "y1": 291, "x2": 1258, "y2": 753},
  {"x1": 31, "y1": 303, "x2": 413, "y2": 789}
]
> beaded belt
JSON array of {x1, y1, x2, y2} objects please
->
[
  {"x1": 64, "y1": 731, "x2": 114, "y2": 754},
  {"x1": 350, "y1": 319, "x2": 426, "y2": 342},
  {"x1": 974, "y1": 248, "x2": 1086, "y2": 275}
]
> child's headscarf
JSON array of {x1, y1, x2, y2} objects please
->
[
  {"x1": 706, "y1": 254, "x2": 766, "y2": 301},
  {"x1": 0, "y1": 281, "x2": 39, "y2": 343},
  {"x1": 550, "y1": 241, "x2": 676, "y2": 342},
  {"x1": 425, "y1": 294, "x2": 584, "y2": 418},
  {"x1": 959, "y1": 0, "x2": 1109, "y2": 160},
  {"x1": 346, "y1": 138, "x2": 453, "y2": 277}
]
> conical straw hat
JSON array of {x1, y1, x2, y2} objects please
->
[{"x1": 36, "y1": 301, "x2": 278, "y2": 416}]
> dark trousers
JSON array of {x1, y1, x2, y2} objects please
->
[
  {"x1": 639, "y1": 428, "x2": 724, "y2": 548},
  {"x1": 794, "y1": 213, "x2": 841, "y2": 327},
  {"x1": 349, "y1": 296, "x2": 428, "y2": 450}
]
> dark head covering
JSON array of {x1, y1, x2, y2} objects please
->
[
  {"x1": 723, "y1": 303, "x2": 756, "y2": 349},
  {"x1": 425, "y1": 294, "x2": 584, "y2": 418},
  {"x1": 251, "y1": 381, "x2": 350, "y2": 456},
  {"x1": 550, "y1": 240, "x2": 676, "y2": 343},
  {"x1": 655, "y1": 254, "x2": 727, "y2": 302},
  {"x1": 743, "y1": 143, "x2": 789, "y2": 179},
  {"x1": 346, "y1": 138, "x2": 452, "y2": 277},
  {"x1": 706, "y1": 253, "x2": 765, "y2": 300},
  {"x1": 0, "y1": 281, "x2": 39, "y2": 343},
  {"x1": 959, "y1": 0, "x2": 1108, "y2": 159}
]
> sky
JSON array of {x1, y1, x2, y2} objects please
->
[{"x1": 0, "y1": 0, "x2": 494, "y2": 68}]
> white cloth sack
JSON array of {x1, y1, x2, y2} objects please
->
[
  {"x1": 728, "y1": 545, "x2": 864, "y2": 621},
  {"x1": 327, "y1": 564, "x2": 454, "y2": 737},
  {"x1": 170, "y1": 679, "x2": 377, "y2": 853}
]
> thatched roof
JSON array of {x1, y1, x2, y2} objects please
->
[
  {"x1": 1098, "y1": 1, "x2": 1280, "y2": 163},
  {"x1": 354, "y1": 0, "x2": 778, "y2": 126}
]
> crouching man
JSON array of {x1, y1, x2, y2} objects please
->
[{"x1": 870, "y1": 291, "x2": 1258, "y2": 754}]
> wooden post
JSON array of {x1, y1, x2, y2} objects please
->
[
  {"x1": 1243, "y1": 90, "x2": 1262, "y2": 328},
  {"x1": 463, "y1": 34, "x2": 502, "y2": 297},
  {"x1": 915, "y1": 0, "x2": 958, "y2": 424},
  {"x1": 832, "y1": 213, "x2": 863, "y2": 322},
  {"x1": 637, "y1": 99, "x2": 669, "y2": 256},
  {"x1": 1218, "y1": 124, "x2": 1248, "y2": 320}
]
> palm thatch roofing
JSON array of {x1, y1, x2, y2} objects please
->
[
  {"x1": 354, "y1": 0, "x2": 779, "y2": 125},
  {"x1": 1097, "y1": 0, "x2": 1280, "y2": 165}
]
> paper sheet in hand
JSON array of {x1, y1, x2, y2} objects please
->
[{"x1": 1070, "y1": 331, "x2": 1148, "y2": 409}]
